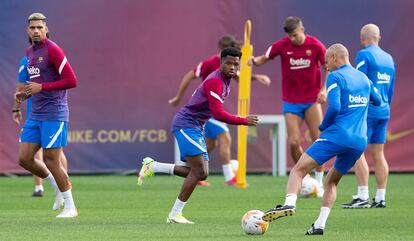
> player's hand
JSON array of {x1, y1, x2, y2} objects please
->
[
  {"x1": 168, "y1": 96, "x2": 181, "y2": 107},
  {"x1": 247, "y1": 56, "x2": 256, "y2": 67},
  {"x1": 254, "y1": 74, "x2": 271, "y2": 86},
  {"x1": 317, "y1": 89, "x2": 327, "y2": 104},
  {"x1": 246, "y1": 115, "x2": 259, "y2": 126},
  {"x1": 12, "y1": 111, "x2": 22, "y2": 125},
  {"x1": 14, "y1": 91, "x2": 28, "y2": 102},
  {"x1": 25, "y1": 82, "x2": 42, "y2": 95}
]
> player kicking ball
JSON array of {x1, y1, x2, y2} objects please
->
[
  {"x1": 261, "y1": 44, "x2": 380, "y2": 235},
  {"x1": 137, "y1": 47, "x2": 258, "y2": 224}
]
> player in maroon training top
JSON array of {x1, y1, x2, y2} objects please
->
[
  {"x1": 138, "y1": 47, "x2": 258, "y2": 224},
  {"x1": 169, "y1": 35, "x2": 270, "y2": 186},
  {"x1": 249, "y1": 17, "x2": 328, "y2": 196},
  {"x1": 15, "y1": 13, "x2": 78, "y2": 218}
]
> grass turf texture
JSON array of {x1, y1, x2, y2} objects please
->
[{"x1": 0, "y1": 174, "x2": 413, "y2": 240}]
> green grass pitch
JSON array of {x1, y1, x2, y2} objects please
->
[{"x1": 0, "y1": 174, "x2": 413, "y2": 240}]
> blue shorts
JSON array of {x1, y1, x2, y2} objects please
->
[
  {"x1": 204, "y1": 118, "x2": 229, "y2": 139},
  {"x1": 20, "y1": 119, "x2": 68, "y2": 149},
  {"x1": 174, "y1": 128, "x2": 209, "y2": 162},
  {"x1": 367, "y1": 117, "x2": 389, "y2": 144},
  {"x1": 306, "y1": 139, "x2": 363, "y2": 175},
  {"x1": 282, "y1": 102, "x2": 313, "y2": 119}
]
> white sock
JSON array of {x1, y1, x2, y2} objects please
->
[
  {"x1": 35, "y1": 185, "x2": 44, "y2": 192},
  {"x1": 61, "y1": 189, "x2": 76, "y2": 209},
  {"x1": 170, "y1": 198, "x2": 186, "y2": 216},
  {"x1": 314, "y1": 171, "x2": 324, "y2": 187},
  {"x1": 357, "y1": 186, "x2": 369, "y2": 200},
  {"x1": 284, "y1": 193, "x2": 297, "y2": 207},
  {"x1": 43, "y1": 173, "x2": 60, "y2": 194},
  {"x1": 152, "y1": 162, "x2": 174, "y2": 175},
  {"x1": 314, "y1": 207, "x2": 331, "y2": 229},
  {"x1": 375, "y1": 189, "x2": 386, "y2": 202},
  {"x1": 222, "y1": 164, "x2": 235, "y2": 182}
]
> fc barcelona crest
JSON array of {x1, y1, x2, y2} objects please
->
[{"x1": 306, "y1": 49, "x2": 312, "y2": 56}]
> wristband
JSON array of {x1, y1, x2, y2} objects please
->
[{"x1": 12, "y1": 109, "x2": 21, "y2": 113}]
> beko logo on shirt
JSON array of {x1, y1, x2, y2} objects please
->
[
  {"x1": 290, "y1": 58, "x2": 311, "y2": 69},
  {"x1": 349, "y1": 94, "x2": 368, "y2": 104},
  {"x1": 377, "y1": 72, "x2": 390, "y2": 81},
  {"x1": 28, "y1": 66, "x2": 40, "y2": 75}
]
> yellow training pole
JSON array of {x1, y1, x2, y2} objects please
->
[{"x1": 236, "y1": 20, "x2": 253, "y2": 189}]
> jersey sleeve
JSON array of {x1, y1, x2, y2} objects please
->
[
  {"x1": 265, "y1": 40, "x2": 282, "y2": 60},
  {"x1": 17, "y1": 57, "x2": 29, "y2": 83},
  {"x1": 369, "y1": 80, "x2": 381, "y2": 106},
  {"x1": 193, "y1": 57, "x2": 214, "y2": 78},
  {"x1": 42, "y1": 43, "x2": 77, "y2": 91},
  {"x1": 388, "y1": 62, "x2": 396, "y2": 105},
  {"x1": 193, "y1": 61, "x2": 206, "y2": 78},
  {"x1": 203, "y1": 79, "x2": 248, "y2": 125},
  {"x1": 316, "y1": 40, "x2": 326, "y2": 66},
  {"x1": 319, "y1": 74, "x2": 341, "y2": 131},
  {"x1": 355, "y1": 51, "x2": 369, "y2": 75}
]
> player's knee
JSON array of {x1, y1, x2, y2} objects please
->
[
  {"x1": 195, "y1": 169, "x2": 208, "y2": 180},
  {"x1": 219, "y1": 133, "x2": 231, "y2": 147},
  {"x1": 288, "y1": 138, "x2": 301, "y2": 149},
  {"x1": 372, "y1": 152, "x2": 385, "y2": 163},
  {"x1": 18, "y1": 156, "x2": 31, "y2": 169},
  {"x1": 291, "y1": 163, "x2": 309, "y2": 178}
]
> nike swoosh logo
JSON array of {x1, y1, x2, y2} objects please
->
[
  {"x1": 386, "y1": 129, "x2": 414, "y2": 142},
  {"x1": 49, "y1": 134, "x2": 55, "y2": 139}
]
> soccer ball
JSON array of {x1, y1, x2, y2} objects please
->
[
  {"x1": 230, "y1": 159, "x2": 239, "y2": 173},
  {"x1": 241, "y1": 210, "x2": 269, "y2": 235},
  {"x1": 300, "y1": 176, "x2": 319, "y2": 198}
]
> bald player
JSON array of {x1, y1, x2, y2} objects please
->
[
  {"x1": 342, "y1": 24, "x2": 395, "y2": 209},
  {"x1": 261, "y1": 44, "x2": 381, "y2": 235}
]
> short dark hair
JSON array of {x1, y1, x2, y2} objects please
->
[
  {"x1": 218, "y1": 35, "x2": 241, "y2": 50},
  {"x1": 283, "y1": 16, "x2": 302, "y2": 34},
  {"x1": 28, "y1": 12, "x2": 46, "y2": 23},
  {"x1": 220, "y1": 47, "x2": 242, "y2": 59}
]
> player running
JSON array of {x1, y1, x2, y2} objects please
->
[
  {"x1": 249, "y1": 16, "x2": 328, "y2": 194},
  {"x1": 138, "y1": 47, "x2": 258, "y2": 224},
  {"x1": 261, "y1": 44, "x2": 380, "y2": 235},
  {"x1": 169, "y1": 35, "x2": 270, "y2": 186}
]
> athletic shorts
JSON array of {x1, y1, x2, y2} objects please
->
[
  {"x1": 204, "y1": 118, "x2": 229, "y2": 139},
  {"x1": 282, "y1": 102, "x2": 314, "y2": 119},
  {"x1": 20, "y1": 119, "x2": 68, "y2": 149},
  {"x1": 367, "y1": 117, "x2": 389, "y2": 144},
  {"x1": 174, "y1": 128, "x2": 209, "y2": 162},
  {"x1": 306, "y1": 139, "x2": 363, "y2": 175}
]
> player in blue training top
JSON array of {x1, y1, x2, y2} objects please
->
[
  {"x1": 13, "y1": 56, "x2": 69, "y2": 198},
  {"x1": 342, "y1": 24, "x2": 396, "y2": 209},
  {"x1": 260, "y1": 44, "x2": 381, "y2": 235}
]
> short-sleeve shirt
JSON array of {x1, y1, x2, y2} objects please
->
[
  {"x1": 265, "y1": 35, "x2": 326, "y2": 103},
  {"x1": 193, "y1": 55, "x2": 220, "y2": 81}
]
